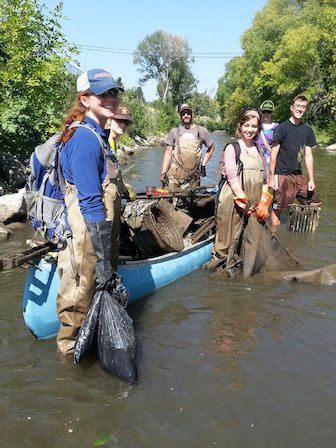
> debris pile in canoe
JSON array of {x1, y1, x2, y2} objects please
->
[{"x1": 122, "y1": 200, "x2": 185, "y2": 257}]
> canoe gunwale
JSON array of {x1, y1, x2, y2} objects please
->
[{"x1": 118, "y1": 235, "x2": 215, "y2": 267}]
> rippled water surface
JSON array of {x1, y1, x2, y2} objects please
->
[{"x1": 1, "y1": 133, "x2": 335, "y2": 448}]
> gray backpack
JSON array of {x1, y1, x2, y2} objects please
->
[{"x1": 25, "y1": 122, "x2": 109, "y2": 248}]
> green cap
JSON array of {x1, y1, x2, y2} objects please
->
[{"x1": 260, "y1": 100, "x2": 275, "y2": 112}]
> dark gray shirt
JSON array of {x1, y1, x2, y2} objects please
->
[{"x1": 273, "y1": 119, "x2": 316, "y2": 175}]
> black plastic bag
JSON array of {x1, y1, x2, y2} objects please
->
[
  {"x1": 73, "y1": 282, "x2": 137, "y2": 383},
  {"x1": 97, "y1": 290, "x2": 137, "y2": 384},
  {"x1": 73, "y1": 291, "x2": 101, "y2": 363}
]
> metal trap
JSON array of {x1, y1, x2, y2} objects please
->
[{"x1": 288, "y1": 203, "x2": 321, "y2": 232}]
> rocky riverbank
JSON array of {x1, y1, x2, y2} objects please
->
[{"x1": 325, "y1": 143, "x2": 336, "y2": 151}]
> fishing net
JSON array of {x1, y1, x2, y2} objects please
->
[
  {"x1": 241, "y1": 216, "x2": 299, "y2": 276},
  {"x1": 212, "y1": 215, "x2": 299, "y2": 278}
]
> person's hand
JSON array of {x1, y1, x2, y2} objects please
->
[
  {"x1": 255, "y1": 191, "x2": 273, "y2": 222},
  {"x1": 307, "y1": 179, "x2": 315, "y2": 191},
  {"x1": 233, "y1": 195, "x2": 254, "y2": 215},
  {"x1": 124, "y1": 183, "x2": 136, "y2": 201},
  {"x1": 160, "y1": 173, "x2": 169, "y2": 187},
  {"x1": 86, "y1": 220, "x2": 115, "y2": 292},
  {"x1": 200, "y1": 164, "x2": 206, "y2": 177},
  {"x1": 268, "y1": 176, "x2": 276, "y2": 190}
]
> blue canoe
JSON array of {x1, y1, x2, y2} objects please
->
[{"x1": 22, "y1": 235, "x2": 214, "y2": 340}]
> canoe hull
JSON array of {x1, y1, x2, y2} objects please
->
[{"x1": 23, "y1": 236, "x2": 214, "y2": 340}]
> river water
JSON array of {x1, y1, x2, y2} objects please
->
[{"x1": 1, "y1": 132, "x2": 336, "y2": 448}]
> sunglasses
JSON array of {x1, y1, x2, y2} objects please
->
[
  {"x1": 242, "y1": 107, "x2": 259, "y2": 112},
  {"x1": 96, "y1": 88, "x2": 120, "y2": 98},
  {"x1": 180, "y1": 111, "x2": 192, "y2": 117},
  {"x1": 114, "y1": 119, "x2": 131, "y2": 126}
]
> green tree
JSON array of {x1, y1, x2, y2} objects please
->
[
  {"x1": 257, "y1": 24, "x2": 321, "y2": 114},
  {"x1": 168, "y1": 59, "x2": 197, "y2": 107},
  {"x1": 216, "y1": 0, "x2": 336, "y2": 139},
  {"x1": 121, "y1": 88, "x2": 150, "y2": 139},
  {"x1": 133, "y1": 30, "x2": 194, "y2": 103},
  {"x1": 216, "y1": 57, "x2": 254, "y2": 133},
  {"x1": 318, "y1": 0, "x2": 336, "y2": 136},
  {"x1": 150, "y1": 99, "x2": 178, "y2": 135},
  {"x1": 0, "y1": 0, "x2": 79, "y2": 156}
]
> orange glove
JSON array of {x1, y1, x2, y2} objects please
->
[
  {"x1": 233, "y1": 194, "x2": 254, "y2": 215},
  {"x1": 255, "y1": 191, "x2": 273, "y2": 222}
]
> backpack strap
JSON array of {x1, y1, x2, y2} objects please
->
[
  {"x1": 57, "y1": 122, "x2": 110, "y2": 279},
  {"x1": 69, "y1": 121, "x2": 110, "y2": 158},
  {"x1": 219, "y1": 141, "x2": 242, "y2": 175},
  {"x1": 255, "y1": 143, "x2": 268, "y2": 184},
  {"x1": 260, "y1": 130, "x2": 272, "y2": 153},
  {"x1": 175, "y1": 126, "x2": 182, "y2": 155},
  {"x1": 195, "y1": 124, "x2": 200, "y2": 139},
  {"x1": 231, "y1": 141, "x2": 241, "y2": 164}
]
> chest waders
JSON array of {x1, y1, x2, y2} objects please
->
[
  {"x1": 210, "y1": 146, "x2": 265, "y2": 268},
  {"x1": 56, "y1": 153, "x2": 126, "y2": 356},
  {"x1": 168, "y1": 126, "x2": 202, "y2": 191}
]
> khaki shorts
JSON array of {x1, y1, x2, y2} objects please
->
[{"x1": 272, "y1": 173, "x2": 321, "y2": 211}]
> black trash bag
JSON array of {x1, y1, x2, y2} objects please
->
[
  {"x1": 73, "y1": 291, "x2": 102, "y2": 363},
  {"x1": 97, "y1": 289, "x2": 138, "y2": 384},
  {"x1": 112, "y1": 272, "x2": 130, "y2": 308}
]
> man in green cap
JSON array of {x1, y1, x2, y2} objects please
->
[{"x1": 255, "y1": 100, "x2": 279, "y2": 178}]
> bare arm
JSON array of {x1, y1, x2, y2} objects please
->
[
  {"x1": 201, "y1": 143, "x2": 215, "y2": 166},
  {"x1": 161, "y1": 145, "x2": 173, "y2": 174},
  {"x1": 304, "y1": 146, "x2": 315, "y2": 191},
  {"x1": 268, "y1": 143, "x2": 280, "y2": 189}
]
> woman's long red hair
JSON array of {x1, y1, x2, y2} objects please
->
[{"x1": 59, "y1": 92, "x2": 90, "y2": 144}]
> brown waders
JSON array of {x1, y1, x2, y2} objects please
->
[
  {"x1": 168, "y1": 135, "x2": 201, "y2": 191},
  {"x1": 56, "y1": 167, "x2": 125, "y2": 355},
  {"x1": 210, "y1": 151, "x2": 265, "y2": 269}
]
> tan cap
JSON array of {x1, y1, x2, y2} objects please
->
[
  {"x1": 179, "y1": 103, "x2": 192, "y2": 114},
  {"x1": 113, "y1": 105, "x2": 132, "y2": 122}
]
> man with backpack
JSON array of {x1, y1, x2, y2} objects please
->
[{"x1": 160, "y1": 103, "x2": 215, "y2": 191}]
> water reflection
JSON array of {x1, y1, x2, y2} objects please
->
[{"x1": 1, "y1": 132, "x2": 336, "y2": 447}]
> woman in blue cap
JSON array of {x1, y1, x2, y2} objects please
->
[{"x1": 56, "y1": 69, "x2": 127, "y2": 355}]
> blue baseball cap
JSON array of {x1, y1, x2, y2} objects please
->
[{"x1": 76, "y1": 68, "x2": 123, "y2": 95}]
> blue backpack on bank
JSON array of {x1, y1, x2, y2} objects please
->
[{"x1": 25, "y1": 121, "x2": 107, "y2": 248}]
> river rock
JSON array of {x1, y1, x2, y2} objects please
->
[
  {"x1": 0, "y1": 222, "x2": 13, "y2": 239},
  {"x1": 325, "y1": 143, "x2": 336, "y2": 151},
  {"x1": 0, "y1": 188, "x2": 27, "y2": 223},
  {"x1": 123, "y1": 145, "x2": 135, "y2": 155},
  {"x1": 283, "y1": 264, "x2": 336, "y2": 286},
  {"x1": 0, "y1": 151, "x2": 27, "y2": 192}
]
